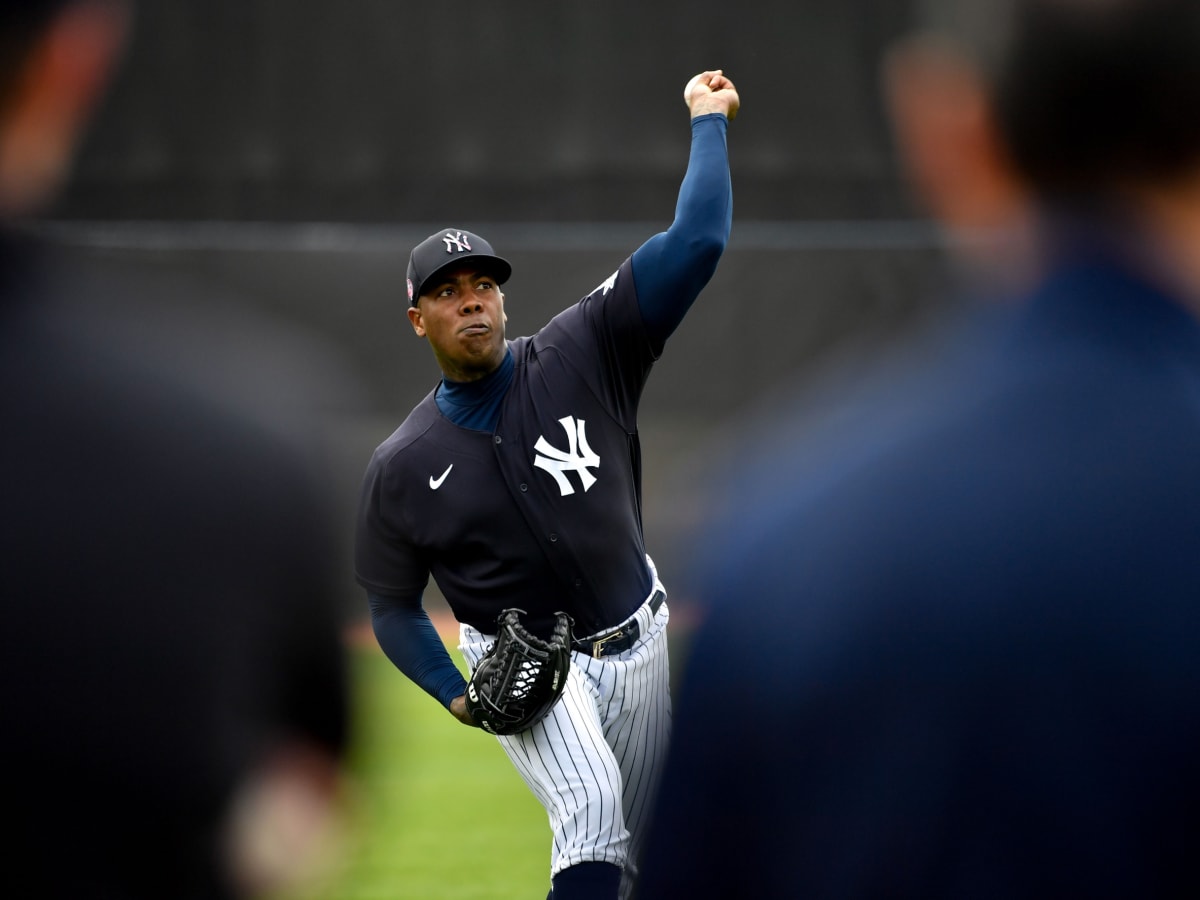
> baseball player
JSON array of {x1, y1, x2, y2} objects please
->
[{"x1": 354, "y1": 70, "x2": 738, "y2": 900}]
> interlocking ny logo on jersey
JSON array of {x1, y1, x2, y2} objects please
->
[
  {"x1": 534, "y1": 416, "x2": 600, "y2": 496},
  {"x1": 443, "y1": 231, "x2": 471, "y2": 253}
]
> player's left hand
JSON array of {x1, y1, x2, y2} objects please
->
[
  {"x1": 684, "y1": 69, "x2": 739, "y2": 121},
  {"x1": 449, "y1": 694, "x2": 478, "y2": 727}
]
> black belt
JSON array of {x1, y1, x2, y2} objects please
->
[{"x1": 572, "y1": 589, "x2": 666, "y2": 659}]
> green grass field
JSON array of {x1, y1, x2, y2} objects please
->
[{"x1": 277, "y1": 642, "x2": 551, "y2": 899}]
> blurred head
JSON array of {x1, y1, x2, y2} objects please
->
[
  {"x1": 884, "y1": 0, "x2": 1200, "y2": 263},
  {"x1": 0, "y1": 0, "x2": 129, "y2": 217}
]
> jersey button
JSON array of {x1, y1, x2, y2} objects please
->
[
  {"x1": 520, "y1": 483, "x2": 528, "y2": 492},
  {"x1": 549, "y1": 533, "x2": 558, "y2": 542},
  {"x1": 493, "y1": 435, "x2": 502, "y2": 445}
]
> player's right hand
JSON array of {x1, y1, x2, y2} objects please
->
[{"x1": 684, "y1": 69, "x2": 740, "y2": 121}]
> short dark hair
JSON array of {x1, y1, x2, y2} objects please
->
[
  {"x1": 0, "y1": 1, "x2": 73, "y2": 117},
  {"x1": 913, "y1": 0, "x2": 1200, "y2": 199},
  {"x1": 0, "y1": 0, "x2": 71, "y2": 26}
]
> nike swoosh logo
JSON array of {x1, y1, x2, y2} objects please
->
[{"x1": 429, "y1": 464, "x2": 453, "y2": 490}]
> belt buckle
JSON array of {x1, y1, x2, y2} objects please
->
[{"x1": 591, "y1": 629, "x2": 624, "y2": 659}]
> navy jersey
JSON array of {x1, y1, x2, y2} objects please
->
[
  {"x1": 637, "y1": 239, "x2": 1200, "y2": 898},
  {"x1": 2, "y1": 231, "x2": 353, "y2": 899},
  {"x1": 357, "y1": 257, "x2": 656, "y2": 638}
]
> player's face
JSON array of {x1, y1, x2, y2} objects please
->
[{"x1": 408, "y1": 266, "x2": 508, "y2": 382}]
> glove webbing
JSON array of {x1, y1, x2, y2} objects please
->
[{"x1": 483, "y1": 612, "x2": 562, "y2": 703}]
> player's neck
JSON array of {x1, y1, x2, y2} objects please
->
[
  {"x1": 1131, "y1": 171, "x2": 1200, "y2": 320},
  {"x1": 436, "y1": 347, "x2": 514, "y2": 431}
]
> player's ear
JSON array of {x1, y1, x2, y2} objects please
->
[
  {"x1": 407, "y1": 304, "x2": 426, "y2": 337},
  {"x1": 883, "y1": 38, "x2": 1026, "y2": 234},
  {"x1": 0, "y1": 0, "x2": 131, "y2": 216},
  {"x1": 883, "y1": 37, "x2": 1037, "y2": 284}
]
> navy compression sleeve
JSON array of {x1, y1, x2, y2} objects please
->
[
  {"x1": 631, "y1": 112, "x2": 732, "y2": 346},
  {"x1": 368, "y1": 593, "x2": 467, "y2": 710}
]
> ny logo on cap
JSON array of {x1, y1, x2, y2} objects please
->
[{"x1": 442, "y1": 231, "x2": 471, "y2": 253}]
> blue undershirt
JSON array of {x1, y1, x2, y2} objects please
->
[{"x1": 369, "y1": 113, "x2": 732, "y2": 709}]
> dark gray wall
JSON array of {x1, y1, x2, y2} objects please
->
[{"x1": 59, "y1": 0, "x2": 918, "y2": 222}]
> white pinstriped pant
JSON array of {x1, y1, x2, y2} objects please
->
[{"x1": 459, "y1": 572, "x2": 672, "y2": 897}]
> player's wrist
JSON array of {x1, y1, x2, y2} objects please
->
[{"x1": 689, "y1": 101, "x2": 729, "y2": 120}]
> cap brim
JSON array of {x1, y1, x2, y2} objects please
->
[{"x1": 416, "y1": 254, "x2": 512, "y2": 300}]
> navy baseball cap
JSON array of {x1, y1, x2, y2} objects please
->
[{"x1": 406, "y1": 228, "x2": 512, "y2": 306}]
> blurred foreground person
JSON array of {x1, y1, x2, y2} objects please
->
[
  {"x1": 638, "y1": 1, "x2": 1200, "y2": 897},
  {"x1": 1, "y1": 2, "x2": 354, "y2": 897}
]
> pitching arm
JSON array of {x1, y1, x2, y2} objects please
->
[
  {"x1": 631, "y1": 113, "x2": 733, "y2": 346},
  {"x1": 631, "y1": 71, "x2": 737, "y2": 347}
]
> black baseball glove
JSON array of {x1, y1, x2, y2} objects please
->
[{"x1": 465, "y1": 609, "x2": 574, "y2": 736}]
